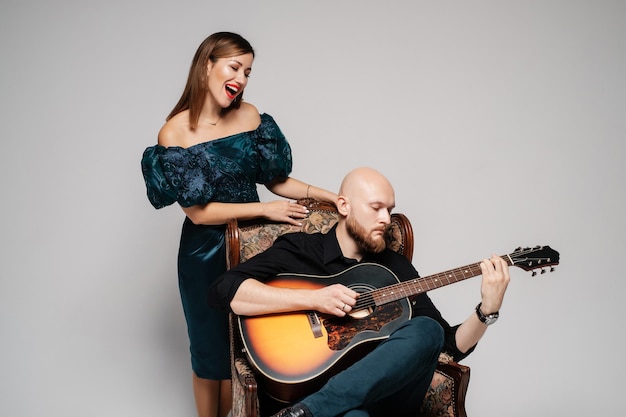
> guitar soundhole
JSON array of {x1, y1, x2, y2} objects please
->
[
  {"x1": 348, "y1": 284, "x2": 376, "y2": 318},
  {"x1": 350, "y1": 284, "x2": 376, "y2": 317},
  {"x1": 349, "y1": 307, "x2": 373, "y2": 319}
]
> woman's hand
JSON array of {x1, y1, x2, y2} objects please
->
[{"x1": 262, "y1": 200, "x2": 309, "y2": 225}]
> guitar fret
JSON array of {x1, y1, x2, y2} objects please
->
[{"x1": 408, "y1": 278, "x2": 425, "y2": 294}]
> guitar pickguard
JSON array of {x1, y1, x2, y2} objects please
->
[{"x1": 323, "y1": 300, "x2": 405, "y2": 350}]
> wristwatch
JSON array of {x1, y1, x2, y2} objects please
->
[{"x1": 475, "y1": 302, "x2": 499, "y2": 325}]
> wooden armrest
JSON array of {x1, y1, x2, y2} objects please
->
[
  {"x1": 420, "y1": 358, "x2": 470, "y2": 417},
  {"x1": 230, "y1": 312, "x2": 260, "y2": 417}
]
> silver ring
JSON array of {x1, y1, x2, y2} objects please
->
[{"x1": 341, "y1": 303, "x2": 347, "y2": 311}]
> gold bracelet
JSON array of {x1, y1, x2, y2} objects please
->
[{"x1": 306, "y1": 184, "x2": 311, "y2": 198}]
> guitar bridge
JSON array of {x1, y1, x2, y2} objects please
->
[{"x1": 307, "y1": 311, "x2": 323, "y2": 338}]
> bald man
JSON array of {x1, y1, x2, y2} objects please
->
[{"x1": 209, "y1": 167, "x2": 510, "y2": 417}]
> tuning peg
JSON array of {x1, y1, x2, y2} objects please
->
[
  {"x1": 532, "y1": 271, "x2": 537, "y2": 277},
  {"x1": 540, "y1": 269, "x2": 546, "y2": 274},
  {"x1": 550, "y1": 267, "x2": 555, "y2": 272}
]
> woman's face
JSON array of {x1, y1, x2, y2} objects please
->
[{"x1": 206, "y1": 53, "x2": 254, "y2": 108}]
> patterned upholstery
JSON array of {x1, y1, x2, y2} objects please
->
[{"x1": 226, "y1": 199, "x2": 469, "y2": 417}]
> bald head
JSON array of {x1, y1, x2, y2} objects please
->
[{"x1": 339, "y1": 167, "x2": 395, "y2": 204}]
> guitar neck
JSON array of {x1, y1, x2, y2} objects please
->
[{"x1": 362, "y1": 255, "x2": 513, "y2": 308}]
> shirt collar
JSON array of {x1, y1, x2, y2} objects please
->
[{"x1": 323, "y1": 224, "x2": 360, "y2": 265}]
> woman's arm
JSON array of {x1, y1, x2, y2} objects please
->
[
  {"x1": 183, "y1": 177, "x2": 337, "y2": 226},
  {"x1": 181, "y1": 199, "x2": 309, "y2": 226},
  {"x1": 265, "y1": 177, "x2": 338, "y2": 204}
]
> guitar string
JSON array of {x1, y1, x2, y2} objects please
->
[
  {"x1": 353, "y1": 263, "x2": 484, "y2": 310},
  {"x1": 350, "y1": 247, "x2": 554, "y2": 310}
]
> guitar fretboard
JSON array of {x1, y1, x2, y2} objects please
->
[
  {"x1": 354, "y1": 262, "x2": 481, "y2": 310},
  {"x1": 354, "y1": 254, "x2": 518, "y2": 310}
]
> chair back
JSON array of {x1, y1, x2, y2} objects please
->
[{"x1": 226, "y1": 198, "x2": 413, "y2": 269}]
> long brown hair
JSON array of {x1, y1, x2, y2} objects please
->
[{"x1": 167, "y1": 32, "x2": 255, "y2": 130}]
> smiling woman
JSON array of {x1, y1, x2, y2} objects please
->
[{"x1": 140, "y1": 32, "x2": 337, "y2": 417}]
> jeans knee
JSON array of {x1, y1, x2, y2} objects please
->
[
  {"x1": 425, "y1": 316, "x2": 445, "y2": 346},
  {"x1": 407, "y1": 316, "x2": 445, "y2": 355}
]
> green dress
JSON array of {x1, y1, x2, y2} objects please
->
[{"x1": 141, "y1": 113, "x2": 292, "y2": 379}]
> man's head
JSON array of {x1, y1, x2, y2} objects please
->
[{"x1": 336, "y1": 167, "x2": 396, "y2": 258}]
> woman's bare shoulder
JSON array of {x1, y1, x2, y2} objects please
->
[
  {"x1": 226, "y1": 102, "x2": 261, "y2": 130},
  {"x1": 157, "y1": 111, "x2": 189, "y2": 147}
]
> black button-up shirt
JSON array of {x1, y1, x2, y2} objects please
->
[{"x1": 208, "y1": 225, "x2": 474, "y2": 360}]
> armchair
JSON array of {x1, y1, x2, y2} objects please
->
[{"x1": 225, "y1": 199, "x2": 470, "y2": 417}]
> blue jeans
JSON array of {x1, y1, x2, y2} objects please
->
[{"x1": 301, "y1": 316, "x2": 444, "y2": 417}]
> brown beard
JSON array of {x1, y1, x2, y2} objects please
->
[{"x1": 346, "y1": 215, "x2": 387, "y2": 254}]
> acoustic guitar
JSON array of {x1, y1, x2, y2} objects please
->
[{"x1": 239, "y1": 245, "x2": 560, "y2": 402}]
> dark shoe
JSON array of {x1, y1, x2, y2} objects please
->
[{"x1": 271, "y1": 403, "x2": 313, "y2": 417}]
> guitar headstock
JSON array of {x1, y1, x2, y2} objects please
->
[{"x1": 508, "y1": 245, "x2": 560, "y2": 276}]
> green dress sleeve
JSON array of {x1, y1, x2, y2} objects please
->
[
  {"x1": 254, "y1": 113, "x2": 293, "y2": 183},
  {"x1": 140, "y1": 113, "x2": 293, "y2": 209}
]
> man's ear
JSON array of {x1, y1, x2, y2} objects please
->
[{"x1": 336, "y1": 195, "x2": 350, "y2": 216}]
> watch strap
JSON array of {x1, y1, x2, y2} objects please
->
[{"x1": 475, "y1": 302, "x2": 499, "y2": 325}]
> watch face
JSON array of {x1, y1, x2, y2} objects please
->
[{"x1": 484, "y1": 315, "x2": 498, "y2": 325}]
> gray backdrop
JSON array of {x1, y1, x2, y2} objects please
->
[{"x1": 1, "y1": 1, "x2": 624, "y2": 416}]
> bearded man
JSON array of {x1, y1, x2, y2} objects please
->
[{"x1": 208, "y1": 167, "x2": 510, "y2": 417}]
